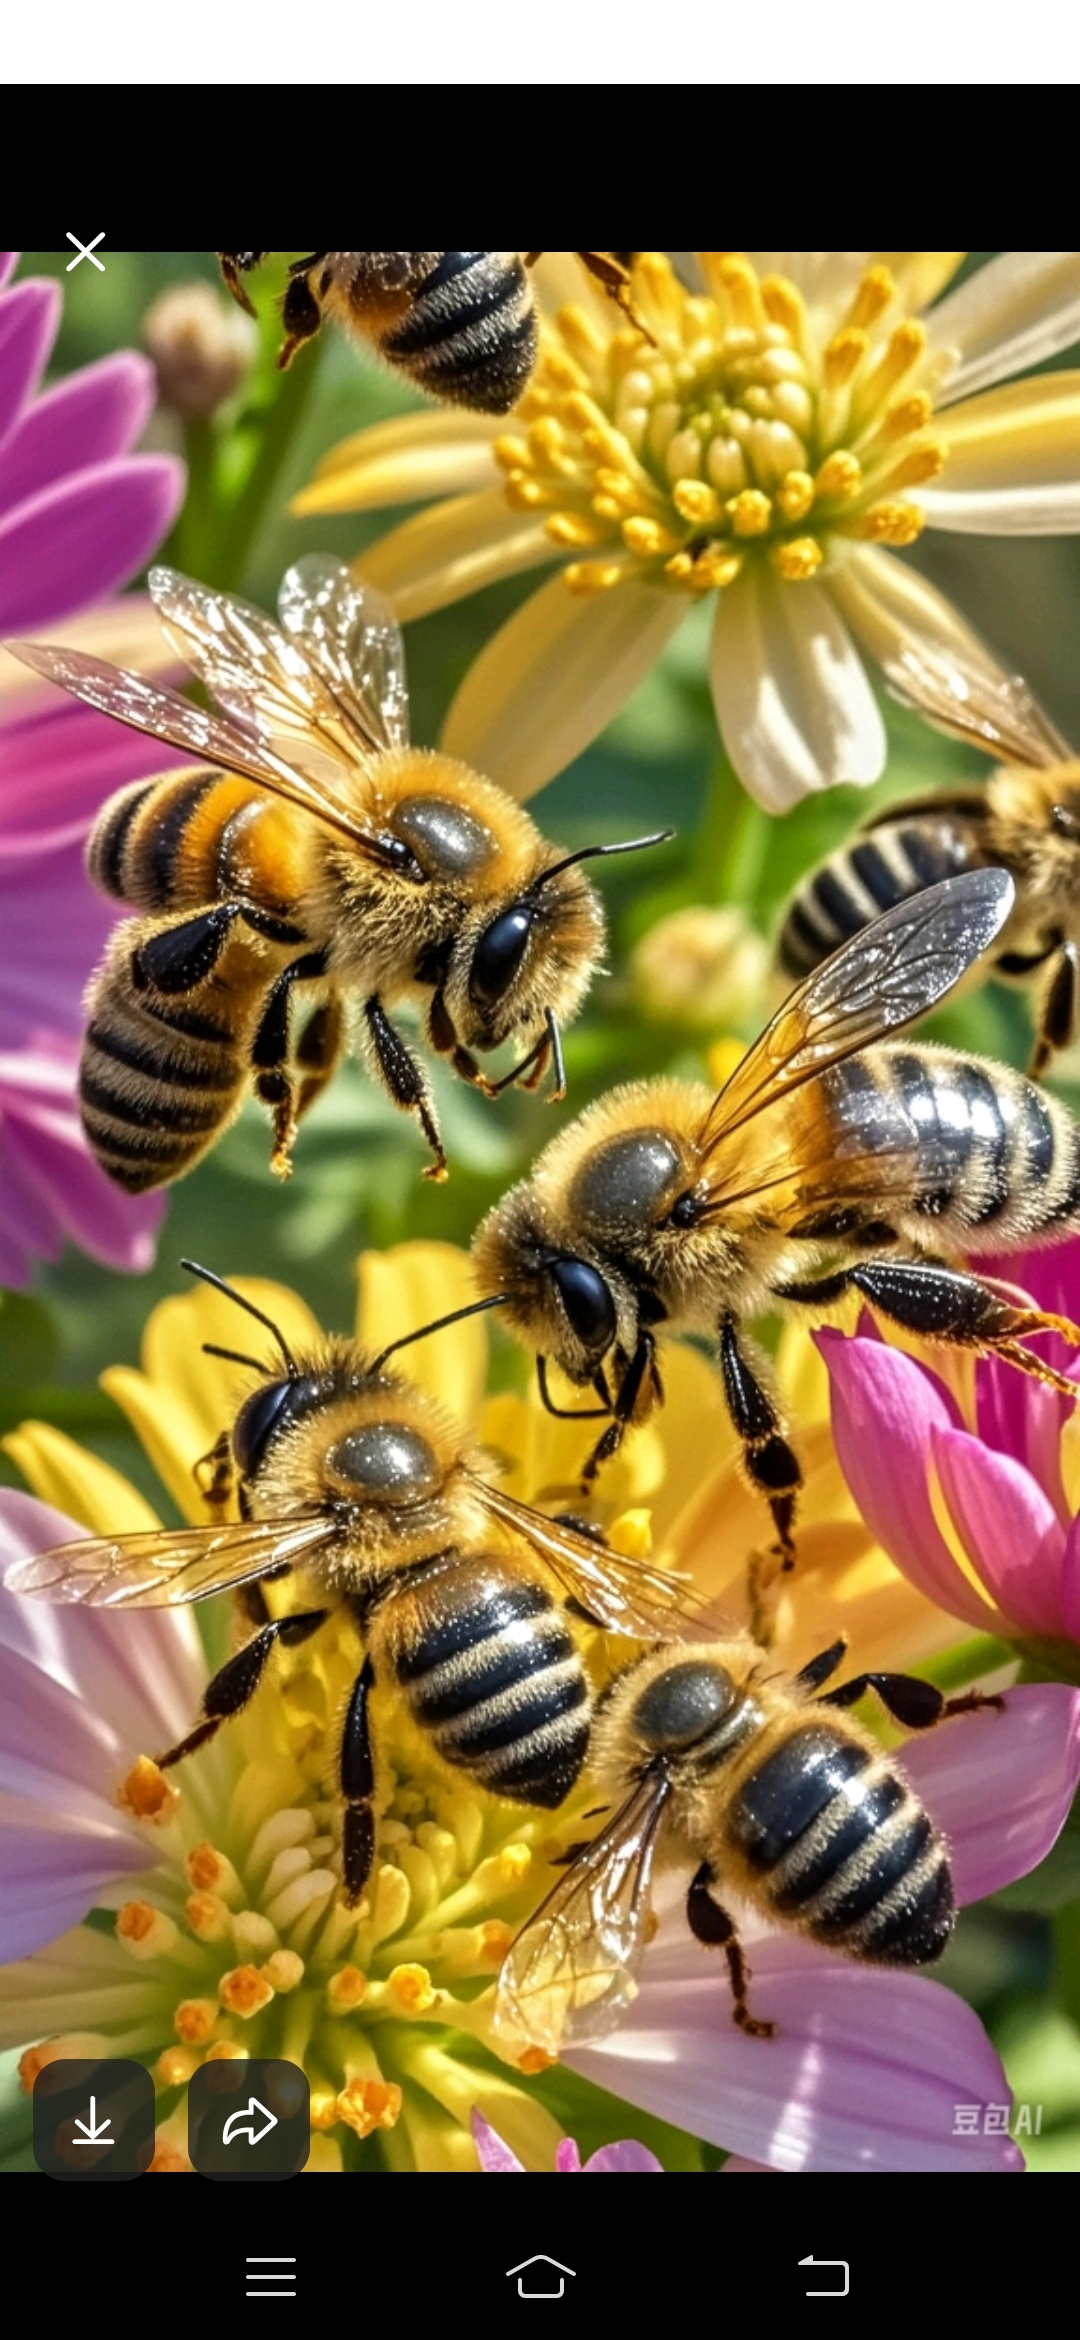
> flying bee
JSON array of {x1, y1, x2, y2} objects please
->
[
  {"x1": 459, "y1": 871, "x2": 1080, "y2": 1555},
  {"x1": 779, "y1": 634, "x2": 1080, "y2": 1079},
  {"x1": 2, "y1": 1266, "x2": 715, "y2": 1909},
  {"x1": 495, "y1": 1635, "x2": 999, "y2": 2054},
  {"x1": 216, "y1": 252, "x2": 641, "y2": 410},
  {"x1": 9, "y1": 555, "x2": 668, "y2": 1191}
]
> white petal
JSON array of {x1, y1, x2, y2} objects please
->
[
  {"x1": 292, "y1": 408, "x2": 500, "y2": 515},
  {"x1": 709, "y1": 566, "x2": 885, "y2": 809},
  {"x1": 739, "y1": 253, "x2": 869, "y2": 331},
  {"x1": 828, "y1": 543, "x2": 1049, "y2": 742},
  {"x1": 924, "y1": 371, "x2": 1080, "y2": 533},
  {"x1": 931, "y1": 253, "x2": 1080, "y2": 405},
  {"x1": 441, "y1": 569, "x2": 686, "y2": 802},
  {"x1": 355, "y1": 490, "x2": 557, "y2": 623}
]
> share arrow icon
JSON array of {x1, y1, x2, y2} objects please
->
[
  {"x1": 72, "y1": 2097, "x2": 113, "y2": 2145},
  {"x1": 222, "y1": 2097, "x2": 278, "y2": 2147}
]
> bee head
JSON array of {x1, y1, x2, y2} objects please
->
[
  {"x1": 232, "y1": 1372, "x2": 328, "y2": 1481},
  {"x1": 471, "y1": 1188, "x2": 623, "y2": 1386}
]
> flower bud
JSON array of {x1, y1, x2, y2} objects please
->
[
  {"x1": 143, "y1": 281, "x2": 257, "y2": 418},
  {"x1": 632, "y1": 904, "x2": 768, "y2": 1032}
]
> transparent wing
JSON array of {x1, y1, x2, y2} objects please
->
[
  {"x1": 474, "y1": 1478, "x2": 725, "y2": 1643},
  {"x1": 493, "y1": 1772, "x2": 670, "y2": 2055},
  {"x1": 277, "y1": 555, "x2": 409, "y2": 754},
  {"x1": 7, "y1": 642, "x2": 388, "y2": 857},
  {"x1": 883, "y1": 637, "x2": 1071, "y2": 769},
  {"x1": 147, "y1": 564, "x2": 395, "y2": 786},
  {"x1": 698, "y1": 870, "x2": 1015, "y2": 1161},
  {"x1": 2, "y1": 1514, "x2": 335, "y2": 1609}
]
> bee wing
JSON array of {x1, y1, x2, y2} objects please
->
[
  {"x1": 883, "y1": 637, "x2": 1071, "y2": 769},
  {"x1": 493, "y1": 1771, "x2": 671, "y2": 2055},
  {"x1": 474, "y1": 1478, "x2": 723, "y2": 1642},
  {"x1": 697, "y1": 870, "x2": 1015, "y2": 1160},
  {"x1": 277, "y1": 556, "x2": 409, "y2": 754},
  {"x1": 2, "y1": 1514, "x2": 335, "y2": 1609},
  {"x1": 6, "y1": 642, "x2": 393, "y2": 860}
]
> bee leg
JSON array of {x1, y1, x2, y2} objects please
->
[
  {"x1": 250, "y1": 949, "x2": 330, "y2": 1178},
  {"x1": 571, "y1": 251, "x2": 655, "y2": 343},
  {"x1": 155, "y1": 1608, "x2": 328, "y2": 1771},
  {"x1": 340, "y1": 1656, "x2": 377, "y2": 1907},
  {"x1": 192, "y1": 1429, "x2": 234, "y2": 1516},
  {"x1": 363, "y1": 995, "x2": 447, "y2": 1181},
  {"x1": 537, "y1": 1355, "x2": 611, "y2": 1423},
  {"x1": 821, "y1": 1670, "x2": 1004, "y2": 1726},
  {"x1": 686, "y1": 1865, "x2": 775, "y2": 2038},
  {"x1": 295, "y1": 989, "x2": 347, "y2": 1122},
  {"x1": 277, "y1": 261, "x2": 325, "y2": 370},
  {"x1": 792, "y1": 1637, "x2": 848, "y2": 1694},
  {"x1": 1031, "y1": 940, "x2": 1080, "y2": 1077},
  {"x1": 718, "y1": 1316, "x2": 801, "y2": 1561},
  {"x1": 779, "y1": 1258, "x2": 1080, "y2": 1400},
  {"x1": 579, "y1": 1334, "x2": 658, "y2": 1487}
]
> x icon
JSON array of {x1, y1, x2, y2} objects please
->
[{"x1": 66, "y1": 232, "x2": 105, "y2": 274}]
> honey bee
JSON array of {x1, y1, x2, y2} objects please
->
[
  {"x1": 495, "y1": 1635, "x2": 998, "y2": 2053},
  {"x1": 2, "y1": 1266, "x2": 712, "y2": 1908},
  {"x1": 10, "y1": 556, "x2": 668, "y2": 1191},
  {"x1": 779, "y1": 640, "x2": 1080, "y2": 1078},
  {"x1": 216, "y1": 252, "x2": 640, "y2": 410},
  {"x1": 466, "y1": 871, "x2": 1080, "y2": 1554}
]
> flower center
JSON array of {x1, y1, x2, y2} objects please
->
[{"x1": 494, "y1": 253, "x2": 948, "y2": 596}]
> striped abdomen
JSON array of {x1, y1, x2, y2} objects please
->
[
  {"x1": 779, "y1": 817, "x2": 982, "y2": 979},
  {"x1": 88, "y1": 770, "x2": 310, "y2": 916},
  {"x1": 730, "y1": 1721, "x2": 953, "y2": 1965},
  {"x1": 816, "y1": 1042, "x2": 1080, "y2": 1245},
  {"x1": 376, "y1": 253, "x2": 537, "y2": 415},
  {"x1": 381, "y1": 1556, "x2": 590, "y2": 1807}
]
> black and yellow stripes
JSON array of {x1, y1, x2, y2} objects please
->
[
  {"x1": 86, "y1": 768, "x2": 310, "y2": 916},
  {"x1": 780, "y1": 819, "x2": 980, "y2": 979},
  {"x1": 378, "y1": 253, "x2": 536, "y2": 415}
]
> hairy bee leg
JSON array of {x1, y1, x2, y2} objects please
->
[
  {"x1": 276, "y1": 258, "x2": 326, "y2": 370},
  {"x1": 294, "y1": 989, "x2": 347, "y2": 1120},
  {"x1": 821, "y1": 1670, "x2": 1005, "y2": 1726},
  {"x1": 536, "y1": 1354, "x2": 611, "y2": 1423},
  {"x1": 1032, "y1": 941, "x2": 1080, "y2": 1077},
  {"x1": 573, "y1": 251, "x2": 655, "y2": 343},
  {"x1": 132, "y1": 902, "x2": 306, "y2": 996},
  {"x1": 793, "y1": 1637, "x2": 848, "y2": 1694},
  {"x1": 340, "y1": 1656, "x2": 377, "y2": 1907},
  {"x1": 481, "y1": 1030, "x2": 552, "y2": 1098},
  {"x1": 578, "y1": 1333, "x2": 658, "y2": 1488},
  {"x1": 363, "y1": 995, "x2": 447, "y2": 1182},
  {"x1": 718, "y1": 1315, "x2": 801, "y2": 1560},
  {"x1": 193, "y1": 1429, "x2": 234, "y2": 1515},
  {"x1": 155, "y1": 1608, "x2": 328, "y2": 1771},
  {"x1": 250, "y1": 949, "x2": 330, "y2": 1177},
  {"x1": 686, "y1": 1865, "x2": 775, "y2": 2038},
  {"x1": 777, "y1": 1258, "x2": 1080, "y2": 1398}
]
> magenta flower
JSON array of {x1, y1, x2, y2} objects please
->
[
  {"x1": 817, "y1": 1242, "x2": 1080, "y2": 1662},
  {"x1": 472, "y1": 2109, "x2": 661, "y2": 2172},
  {"x1": 0, "y1": 251, "x2": 184, "y2": 1283}
]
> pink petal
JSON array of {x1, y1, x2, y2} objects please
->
[
  {"x1": 0, "y1": 256, "x2": 18, "y2": 292},
  {"x1": 1062, "y1": 1517, "x2": 1080, "y2": 1643},
  {"x1": 0, "y1": 453, "x2": 183, "y2": 631},
  {"x1": 573, "y1": 1914, "x2": 1021, "y2": 2171},
  {"x1": 0, "y1": 839, "x2": 120, "y2": 1046},
  {"x1": 0, "y1": 1063, "x2": 164, "y2": 1281},
  {"x1": 0, "y1": 1805, "x2": 152, "y2": 1961},
  {"x1": 930, "y1": 1426, "x2": 1065, "y2": 1636},
  {"x1": 0, "y1": 279, "x2": 59, "y2": 448},
  {"x1": 0, "y1": 352, "x2": 156, "y2": 520},
  {"x1": 816, "y1": 1330, "x2": 997, "y2": 1628},
  {"x1": 901, "y1": 1684, "x2": 1080, "y2": 1906},
  {"x1": 583, "y1": 2141, "x2": 663, "y2": 2171},
  {"x1": 720, "y1": 2156, "x2": 778, "y2": 2172},
  {"x1": 554, "y1": 2138, "x2": 583, "y2": 2170},
  {"x1": 0, "y1": 694, "x2": 181, "y2": 857},
  {"x1": 471, "y1": 2110, "x2": 524, "y2": 2171}
]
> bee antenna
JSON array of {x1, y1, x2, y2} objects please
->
[
  {"x1": 202, "y1": 1344, "x2": 271, "y2": 1374},
  {"x1": 536, "y1": 829, "x2": 675, "y2": 888},
  {"x1": 370, "y1": 1293, "x2": 508, "y2": 1376},
  {"x1": 179, "y1": 1259, "x2": 298, "y2": 1376}
]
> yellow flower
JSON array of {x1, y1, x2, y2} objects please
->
[
  {"x1": 295, "y1": 252, "x2": 1080, "y2": 811},
  {"x1": 2, "y1": 1240, "x2": 976, "y2": 2170}
]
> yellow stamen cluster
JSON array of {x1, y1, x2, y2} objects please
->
[{"x1": 493, "y1": 253, "x2": 946, "y2": 597}]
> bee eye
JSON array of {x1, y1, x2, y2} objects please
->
[
  {"x1": 232, "y1": 1380, "x2": 297, "y2": 1477},
  {"x1": 550, "y1": 1257, "x2": 616, "y2": 1354},
  {"x1": 469, "y1": 904, "x2": 534, "y2": 1009}
]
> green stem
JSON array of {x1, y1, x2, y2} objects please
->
[
  {"x1": 1053, "y1": 1902, "x2": 1080, "y2": 2029},
  {"x1": 161, "y1": 415, "x2": 215, "y2": 576},
  {"x1": 211, "y1": 342, "x2": 324, "y2": 588},
  {"x1": 918, "y1": 1634, "x2": 1014, "y2": 1692}
]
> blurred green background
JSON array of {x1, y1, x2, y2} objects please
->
[{"x1": 3, "y1": 251, "x2": 1079, "y2": 2169}]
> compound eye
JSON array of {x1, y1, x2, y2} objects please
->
[
  {"x1": 469, "y1": 904, "x2": 534, "y2": 1010},
  {"x1": 550, "y1": 1257, "x2": 616, "y2": 1354},
  {"x1": 232, "y1": 1381, "x2": 297, "y2": 1478}
]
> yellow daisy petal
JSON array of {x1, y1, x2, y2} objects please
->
[
  {"x1": 2, "y1": 1423, "x2": 158, "y2": 1535},
  {"x1": 877, "y1": 252, "x2": 966, "y2": 314},
  {"x1": 932, "y1": 251, "x2": 1080, "y2": 406},
  {"x1": 355, "y1": 490, "x2": 557, "y2": 623},
  {"x1": 925, "y1": 370, "x2": 1080, "y2": 530},
  {"x1": 356, "y1": 1242, "x2": 488, "y2": 1427},
  {"x1": 292, "y1": 406, "x2": 500, "y2": 514}
]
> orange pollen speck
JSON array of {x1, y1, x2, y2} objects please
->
[
  {"x1": 518, "y1": 2047, "x2": 556, "y2": 2075},
  {"x1": 219, "y1": 1965, "x2": 275, "y2": 2019},
  {"x1": 118, "y1": 1755, "x2": 178, "y2": 1821},
  {"x1": 327, "y1": 1965, "x2": 368, "y2": 2013},
  {"x1": 479, "y1": 1921, "x2": 514, "y2": 1967},
  {"x1": 336, "y1": 2079, "x2": 403, "y2": 2139},
  {"x1": 156, "y1": 2047, "x2": 199, "y2": 2089},
  {"x1": 117, "y1": 1900, "x2": 156, "y2": 1943},
  {"x1": 185, "y1": 1891, "x2": 230, "y2": 1942},
  {"x1": 186, "y1": 1842, "x2": 229, "y2": 1892},
  {"x1": 174, "y1": 1998, "x2": 218, "y2": 2045},
  {"x1": 386, "y1": 1963, "x2": 437, "y2": 2015}
]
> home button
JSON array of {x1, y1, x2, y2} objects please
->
[{"x1": 506, "y1": 2257, "x2": 577, "y2": 2300}]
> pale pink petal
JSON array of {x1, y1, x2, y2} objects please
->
[
  {"x1": 471, "y1": 2109, "x2": 525, "y2": 2170},
  {"x1": 0, "y1": 1807, "x2": 153, "y2": 1961},
  {"x1": 573, "y1": 1914, "x2": 1021, "y2": 2171},
  {"x1": 931, "y1": 254, "x2": 1080, "y2": 406},
  {"x1": 1060, "y1": 1516, "x2": 1080, "y2": 1643},
  {"x1": 973, "y1": 1349, "x2": 1074, "y2": 1531},
  {"x1": 720, "y1": 2156, "x2": 778, "y2": 2172},
  {"x1": 0, "y1": 256, "x2": 17, "y2": 291},
  {"x1": 583, "y1": 2140, "x2": 663, "y2": 2171},
  {"x1": 0, "y1": 278, "x2": 59, "y2": 447},
  {"x1": 0, "y1": 695, "x2": 181, "y2": 856},
  {"x1": 709, "y1": 567, "x2": 885, "y2": 810},
  {"x1": 0, "y1": 1060, "x2": 164, "y2": 1282},
  {"x1": 554, "y1": 2137, "x2": 583, "y2": 2170},
  {"x1": 441, "y1": 569, "x2": 685, "y2": 803},
  {"x1": 902, "y1": 1685, "x2": 1080, "y2": 1906},
  {"x1": 0, "y1": 352, "x2": 156, "y2": 519},
  {"x1": 930, "y1": 1426, "x2": 1065, "y2": 1636},
  {"x1": 816, "y1": 1331, "x2": 999, "y2": 1628},
  {"x1": 0, "y1": 454, "x2": 184, "y2": 631},
  {"x1": 0, "y1": 838, "x2": 126, "y2": 1044},
  {"x1": 923, "y1": 372, "x2": 1080, "y2": 533}
]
